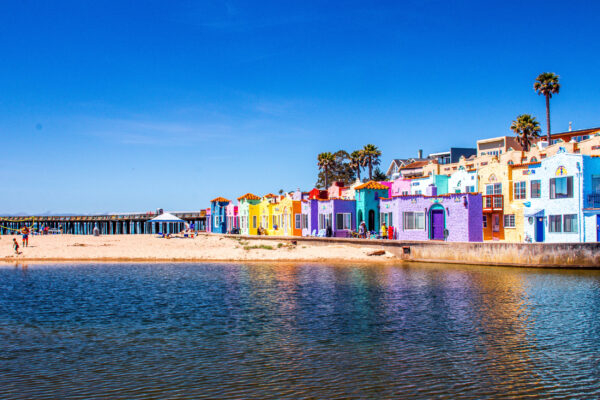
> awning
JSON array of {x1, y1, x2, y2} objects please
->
[
  {"x1": 149, "y1": 213, "x2": 184, "y2": 222},
  {"x1": 524, "y1": 209, "x2": 544, "y2": 217}
]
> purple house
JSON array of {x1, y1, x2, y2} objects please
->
[
  {"x1": 380, "y1": 192, "x2": 483, "y2": 242},
  {"x1": 316, "y1": 199, "x2": 356, "y2": 237}
]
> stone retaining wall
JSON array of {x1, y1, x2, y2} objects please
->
[{"x1": 221, "y1": 234, "x2": 600, "y2": 268}]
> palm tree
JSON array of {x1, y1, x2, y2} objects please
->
[
  {"x1": 534, "y1": 72, "x2": 560, "y2": 143},
  {"x1": 361, "y1": 144, "x2": 381, "y2": 180},
  {"x1": 349, "y1": 150, "x2": 364, "y2": 181},
  {"x1": 510, "y1": 114, "x2": 541, "y2": 152},
  {"x1": 317, "y1": 152, "x2": 336, "y2": 188}
]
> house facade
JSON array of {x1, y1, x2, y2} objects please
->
[
  {"x1": 316, "y1": 199, "x2": 356, "y2": 237},
  {"x1": 210, "y1": 197, "x2": 230, "y2": 234},
  {"x1": 301, "y1": 199, "x2": 318, "y2": 236},
  {"x1": 237, "y1": 193, "x2": 261, "y2": 235},
  {"x1": 355, "y1": 181, "x2": 389, "y2": 232},
  {"x1": 380, "y1": 193, "x2": 483, "y2": 242},
  {"x1": 523, "y1": 152, "x2": 600, "y2": 243}
]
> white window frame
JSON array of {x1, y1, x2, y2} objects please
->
[
  {"x1": 504, "y1": 214, "x2": 515, "y2": 228},
  {"x1": 335, "y1": 213, "x2": 352, "y2": 230},
  {"x1": 403, "y1": 212, "x2": 425, "y2": 231}
]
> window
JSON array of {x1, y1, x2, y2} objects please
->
[
  {"x1": 214, "y1": 216, "x2": 220, "y2": 227},
  {"x1": 486, "y1": 183, "x2": 502, "y2": 195},
  {"x1": 301, "y1": 214, "x2": 308, "y2": 229},
  {"x1": 402, "y1": 191, "x2": 409, "y2": 195},
  {"x1": 466, "y1": 185, "x2": 475, "y2": 193},
  {"x1": 252, "y1": 216, "x2": 257, "y2": 229},
  {"x1": 415, "y1": 190, "x2": 422, "y2": 195},
  {"x1": 513, "y1": 181, "x2": 526, "y2": 200},
  {"x1": 563, "y1": 214, "x2": 578, "y2": 233},
  {"x1": 403, "y1": 212, "x2": 425, "y2": 230},
  {"x1": 550, "y1": 176, "x2": 573, "y2": 199},
  {"x1": 592, "y1": 175, "x2": 600, "y2": 193},
  {"x1": 272, "y1": 215, "x2": 277, "y2": 227},
  {"x1": 336, "y1": 213, "x2": 352, "y2": 230},
  {"x1": 380, "y1": 212, "x2": 393, "y2": 227},
  {"x1": 295, "y1": 214, "x2": 301, "y2": 230},
  {"x1": 319, "y1": 213, "x2": 332, "y2": 230},
  {"x1": 483, "y1": 215, "x2": 487, "y2": 228},
  {"x1": 549, "y1": 215, "x2": 562, "y2": 233},
  {"x1": 530, "y1": 180, "x2": 541, "y2": 198},
  {"x1": 504, "y1": 214, "x2": 515, "y2": 228}
]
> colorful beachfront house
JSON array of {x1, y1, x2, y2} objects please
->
[
  {"x1": 379, "y1": 189, "x2": 483, "y2": 242},
  {"x1": 210, "y1": 197, "x2": 230, "y2": 234},
  {"x1": 301, "y1": 199, "x2": 318, "y2": 236},
  {"x1": 409, "y1": 174, "x2": 449, "y2": 195},
  {"x1": 522, "y1": 151, "x2": 600, "y2": 243},
  {"x1": 308, "y1": 188, "x2": 328, "y2": 200},
  {"x1": 327, "y1": 182, "x2": 348, "y2": 199},
  {"x1": 448, "y1": 167, "x2": 478, "y2": 194},
  {"x1": 270, "y1": 195, "x2": 302, "y2": 236},
  {"x1": 237, "y1": 193, "x2": 261, "y2": 235},
  {"x1": 390, "y1": 177, "x2": 411, "y2": 196},
  {"x1": 477, "y1": 159, "x2": 509, "y2": 240},
  {"x1": 315, "y1": 199, "x2": 357, "y2": 237},
  {"x1": 225, "y1": 203, "x2": 238, "y2": 233},
  {"x1": 257, "y1": 194, "x2": 279, "y2": 233},
  {"x1": 355, "y1": 181, "x2": 389, "y2": 233}
]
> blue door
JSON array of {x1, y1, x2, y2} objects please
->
[{"x1": 535, "y1": 217, "x2": 544, "y2": 242}]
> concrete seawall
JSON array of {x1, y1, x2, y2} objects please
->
[{"x1": 223, "y1": 234, "x2": 600, "y2": 268}]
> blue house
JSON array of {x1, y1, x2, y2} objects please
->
[{"x1": 210, "y1": 197, "x2": 230, "y2": 234}]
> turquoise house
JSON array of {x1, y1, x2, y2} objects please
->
[
  {"x1": 210, "y1": 197, "x2": 230, "y2": 234},
  {"x1": 355, "y1": 181, "x2": 389, "y2": 233}
]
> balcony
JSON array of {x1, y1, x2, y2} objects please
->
[
  {"x1": 483, "y1": 195, "x2": 503, "y2": 212},
  {"x1": 585, "y1": 193, "x2": 600, "y2": 209}
]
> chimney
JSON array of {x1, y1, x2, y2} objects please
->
[
  {"x1": 569, "y1": 122, "x2": 572, "y2": 132},
  {"x1": 418, "y1": 149, "x2": 423, "y2": 159}
]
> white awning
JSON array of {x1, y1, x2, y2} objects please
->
[
  {"x1": 524, "y1": 209, "x2": 544, "y2": 217},
  {"x1": 149, "y1": 213, "x2": 184, "y2": 222}
]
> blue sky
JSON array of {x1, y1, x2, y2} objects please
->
[{"x1": 1, "y1": 0, "x2": 599, "y2": 214}]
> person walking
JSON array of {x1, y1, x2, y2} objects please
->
[
  {"x1": 358, "y1": 221, "x2": 366, "y2": 239},
  {"x1": 13, "y1": 238, "x2": 20, "y2": 254},
  {"x1": 380, "y1": 222, "x2": 388, "y2": 239}
]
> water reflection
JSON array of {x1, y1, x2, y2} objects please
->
[{"x1": 1, "y1": 262, "x2": 600, "y2": 399}]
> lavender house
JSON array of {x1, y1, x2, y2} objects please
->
[
  {"x1": 316, "y1": 199, "x2": 356, "y2": 237},
  {"x1": 380, "y1": 191, "x2": 483, "y2": 242},
  {"x1": 301, "y1": 199, "x2": 318, "y2": 236}
]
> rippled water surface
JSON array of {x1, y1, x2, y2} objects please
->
[{"x1": 2, "y1": 263, "x2": 600, "y2": 399}]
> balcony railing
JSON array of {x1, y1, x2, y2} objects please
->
[
  {"x1": 483, "y1": 194, "x2": 503, "y2": 212},
  {"x1": 586, "y1": 193, "x2": 600, "y2": 209}
]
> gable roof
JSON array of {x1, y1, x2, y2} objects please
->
[
  {"x1": 400, "y1": 160, "x2": 429, "y2": 170},
  {"x1": 210, "y1": 197, "x2": 230, "y2": 203},
  {"x1": 355, "y1": 181, "x2": 389, "y2": 190},
  {"x1": 237, "y1": 193, "x2": 261, "y2": 201}
]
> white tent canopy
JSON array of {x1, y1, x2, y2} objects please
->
[{"x1": 149, "y1": 213, "x2": 184, "y2": 222}]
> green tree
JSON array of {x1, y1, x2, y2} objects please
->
[
  {"x1": 361, "y1": 144, "x2": 382, "y2": 180},
  {"x1": 372, "y1": 167, "x2": 388, "y2": 181},
  {"x1": 534, "y1": 72, "x2": 560, "y2": 143},
  {"x1": 349, "y1": 150, "x2": 364, "y2": 182},
  {"x1": 315, "y1": 150, "x2": 356, "y2": 188},
  {"x1": 317, "y1": 152, "x2": 336, "y2": 188},
  {"x1": 510, "y1": 114, "x2": 541, "y2": 152}
]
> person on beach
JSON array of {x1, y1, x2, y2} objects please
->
[
  {"x1": 13, "y1": 238, "x2": 20, "y2": 254},
  {"x1": 380, "y1": 222, "x2": 388, "y2": 239},
  {"x1": 358, "y1": 221, "x2": 366, "y2": 239},
  {"x1": 22, "y1": 227, "x2": 29, "y2": 247}
]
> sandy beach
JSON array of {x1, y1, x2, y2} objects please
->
[{"x1": 0, "y1": 233, "x2": 396, "y2": 263}]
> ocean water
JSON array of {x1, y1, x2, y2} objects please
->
[{"x1": 1, "y1": 262, "x2": 600, "y2": 399}]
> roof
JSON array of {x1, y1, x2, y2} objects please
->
[
  {"x1": 263, "y1": 193, "x2": 277, "y2": 198},
  {"x1": 237, "y1": 193, "x2": 261, "y2": 201},
  {"x1": 355, "y1": 181, "x2": 390, "y2": 190},
  {"x1": 400, "y1": 160, "x2": 429, "y2": 170},
  {"x1": 210, "y1": 197, "x2": 230, "y2": 203},
  {"x1": 549, "y1": 126, "x2": 600, "y2": 138}
]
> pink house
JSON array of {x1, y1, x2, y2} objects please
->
[
  {"x1": 225, "y1": 203, "x2": 239, "y2": 233},
  {"x1": 391, "y1": 178, "x2": 411, "y2": 197},
  {"x1": 327, "y1": 181, "x2": 348, "y2": 199},
  {"x1": 378, "y1": 181, "x2": 393, "y2": 198}
]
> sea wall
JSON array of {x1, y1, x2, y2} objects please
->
[{"x1": 224, "y1": 234, "x2": 600, "y2": 268}]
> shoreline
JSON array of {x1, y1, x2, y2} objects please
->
[{"x1": 1, "y1": 233, "x2": 599, "y2": 268}]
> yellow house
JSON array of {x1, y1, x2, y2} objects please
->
[
  {"x1": 258, "y1": 194, "x2": 279, "y2": 235},
  {"x1": 274, "y1": 195, "x2": 302, "y2": 236},
  {"x1": 503, "y1": 163, "x2": 534, "y2": 243}
]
